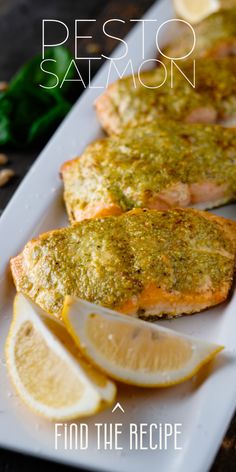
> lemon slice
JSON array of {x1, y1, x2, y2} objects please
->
[
  {"x1": 62, "y1": 297, "x2": 223, "y2": 388},
  {"x1": 173, "y1": 0, "x2": 220, "y2": 24},
  {"x1": 5, "y1": 294, "x2": 116, "y2": 420}
]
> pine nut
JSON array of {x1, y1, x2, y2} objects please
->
[
  {"x1": 0, "y1": 169, "x2": 15, "y2": 187},
  {"x1": 0, "y1": 153, "x2": 8, "y2": 165},
  {"x1": 0, "y1": 81, "x2": 8, "y2": 91}
]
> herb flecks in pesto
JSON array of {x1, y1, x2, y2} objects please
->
[
  {"x1": 98, "y1": 57, "x2": 236, "y2": 133},
  {"x1": 17, "y1": 209, "x2": 236, "y2": 315},
  {"x1": 63, "y1": 121, "x2": 236, "y2": 217}
]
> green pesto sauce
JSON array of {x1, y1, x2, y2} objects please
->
[
  {"x1": 20, "y1": 209, "x2": 235, "y2": 315},
  {"x1": 107, "y1": 57, "x2": 236, "y2": 131},
  {"x1": 64, "y1": 121, "x2": 236, "y2": 214},
  {"x1": 164, "y1": 9, "x2": 236, "y2": 59}
]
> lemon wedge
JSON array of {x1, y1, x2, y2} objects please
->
[
  {"x1": 62, "y1": 297, "x2": 223, "y2": 388},
  {"x1": 5, "y1": 294, "x2": 116, "y2": 420},
  {"x1": 173, "y1": 0, "x2": 220, "y2": 24}
]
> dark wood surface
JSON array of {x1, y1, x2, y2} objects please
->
[{"x1": 0, "y1": 0, "x2": 235, "y2": 470}]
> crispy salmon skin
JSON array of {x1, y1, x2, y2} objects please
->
[
  {"x1": 61, "y1": 122, "x2": 236, "y2": 223},
  {"x1": 161, "y1": 9, "x2": 236, "y2": 61},
  {"x1": 11, "y1": 209, "x2": 236, "y2": 320},
  {"x1": 95, "y1": 58, "x2": 236, "y2": 134}
]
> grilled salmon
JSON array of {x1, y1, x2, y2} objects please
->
[
  {"x1": 95, "y1": 58, "x2": 236, "y2": 134},
  {"x1": 161, "y1": 9, "x2": 236, "y2": 61},
  {"x1": 10, "y1": 209, "x2": 236, "y2": 320},
  {"x1": 61, "y1": 121, "x2": 236, "y2": 223}
]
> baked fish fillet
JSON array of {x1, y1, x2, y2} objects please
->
[
  {"x1": 11, "y1": 208, "x2": 236, "y2": 320},
  {"x1": 161, "y1": 9, "x2": 236, "y2": 60},
  {"x1": 61, "y1": 122, "x2": 236, "y2": 223},
  {"x1": 95, "y1": 58, "x2": 236, "y2": 134}
]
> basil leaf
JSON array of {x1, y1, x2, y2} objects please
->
[
  {"x1": 9, "y1": 47, "x2": 73, "y2": 97},
  {"x1": 0, "y1": 114, "x2": 12, "y2": 145},
  {"x1": 28, "y1": 100, "x2": 71, "y2": 143},
  {"x1": 0, "y1": 46, "x2": 74, "y2": 147}
]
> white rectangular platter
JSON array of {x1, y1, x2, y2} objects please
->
[{"x1": 0, "y1": 0, "x2": 235, "y2": 471}]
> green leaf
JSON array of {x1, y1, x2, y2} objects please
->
[
  {"x1": 28, "y1": 100, "x2": 71, "y2": 143},
  {"x1": 0, "y1": 46, "x2": 74, "y2": 147},
  {"x1": 9, "y1": 46, "x2": 74, "y2": 97},
  {"x1": 0, "y1": 96, "x2": 14, "y2": 145},
  {"x1": 0, "y1": 114, "x2": 12, "y2": 145}
]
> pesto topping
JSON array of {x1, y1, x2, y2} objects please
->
[
  {"x1": 63, "y1": 121, "x2": 236, "y2": 215},
  {"x1": 18, "y1": 209, "x2": 235, "y2": 314},
  {"x1": 103, "y1": 58, "x2": 236, "y2": 132},
  {"x1": 163, "y1": 9, "x2": 236, "y2": 60}
]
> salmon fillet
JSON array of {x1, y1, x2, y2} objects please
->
[
  {"x1": 10, "y1": 208, "x2": 236, "y2": 320},
  {"x1": 161, "y1": 9, "x2": 236, "y2": 61},
  {"x1": 61, "y1": 122, "x2": 236, "y2": 223},
  {"x1": 95, "y1": 58, "x2": 236, "y2": 134}
]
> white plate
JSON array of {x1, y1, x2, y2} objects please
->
[{"x1": 0, "y1": 0, "x2": 235, "y2": 471}]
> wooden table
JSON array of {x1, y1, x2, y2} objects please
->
[{"x1": 0, "y1": 1, "x2": 235, "y2": 470}]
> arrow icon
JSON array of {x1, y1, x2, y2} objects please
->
[{"x1": 112, "y1": 402, "x2": 124, "y2": 413}]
